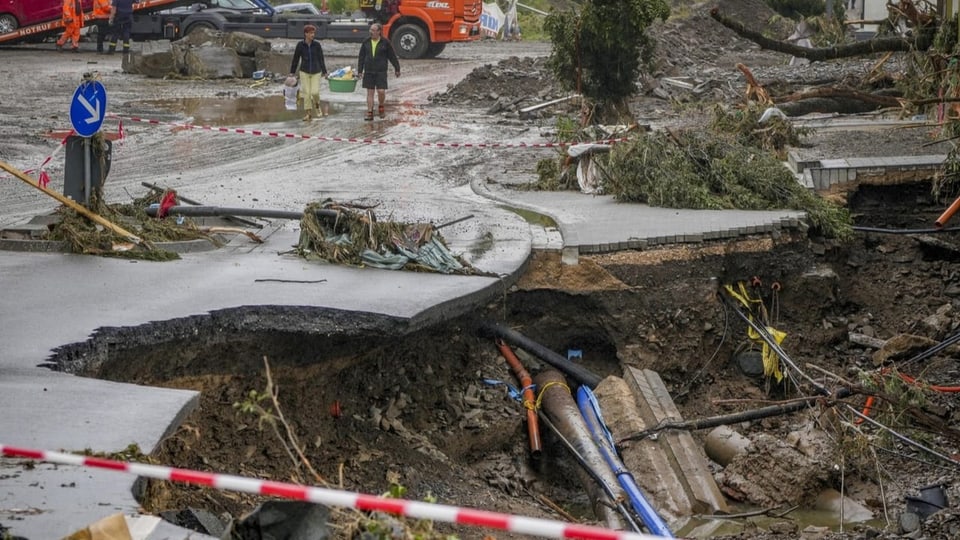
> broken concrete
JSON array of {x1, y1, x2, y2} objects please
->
[
  {"x1": 594, "y1": 369, "x2": 728, "y2": 523},
  {"x1": 125, "y1": 29, "x2": 272, "y2": 79}
]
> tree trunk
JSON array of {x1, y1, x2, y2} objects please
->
[
  {"x1": 710, "y1": 8, "x2": 935, "y2": 61},
  {"x1": 594, "y1": 97, "x2": 634, "y2": 126}
]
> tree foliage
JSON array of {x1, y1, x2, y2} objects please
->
[{"x1": 544, "y1": 0, "x2": 669, "y2": 122}]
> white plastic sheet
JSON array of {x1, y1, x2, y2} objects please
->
[{"x1": 481, "y1": 2, "x2": 505, "y2": 38}]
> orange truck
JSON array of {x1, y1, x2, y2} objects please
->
[{"x1": 359, "y1": 0, "x2": 482, "y2": 58}]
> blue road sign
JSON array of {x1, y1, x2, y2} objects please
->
[{"x1": 69, "y1": 80, "x2": 107, "y2": 137}]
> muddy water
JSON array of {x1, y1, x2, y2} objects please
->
[{"x1": 0, "y1": 40, "x2": 551, "y2": 231}]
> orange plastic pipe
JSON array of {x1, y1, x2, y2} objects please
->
[
  {"x1": 935, "y1": 194, "x2": 960, "y2": 228},
  {"x1": 496, "y1": 339, "x2": 542, "y2": 460}
]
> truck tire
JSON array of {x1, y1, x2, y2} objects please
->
[
  {"x1": 423, "y1": 42, "x2": 446, "y2": 59},
  {"x1": 0, "y1": 14, "x2": 17, "y2": 34},
  {"x1": 185, "y1": 20, "x2": 217, "y2": 37},
  {"x1": 391, "y1": 23, "x2": 427, "y2": 59}
]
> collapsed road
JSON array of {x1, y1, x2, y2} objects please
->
[{"x1": 3, "y1": 6, "x2": 960, "y2": 539}]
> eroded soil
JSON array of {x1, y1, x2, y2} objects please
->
[{"x1": 79, "y1": 181, "x2": 960, "y2": 539}]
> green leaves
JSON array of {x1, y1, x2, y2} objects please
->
[{"x1": 545, "y1": 0, "x2": 670, "y2": 120}]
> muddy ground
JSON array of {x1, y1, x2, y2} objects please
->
[{"x1": 3, "y1": 0, "x2": 960, "y2": 538}]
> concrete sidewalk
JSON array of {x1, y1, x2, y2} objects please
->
[{"x1": 0, "y1": 156, "x2": 809, "y2": 540}]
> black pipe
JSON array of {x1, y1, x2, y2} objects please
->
[
  {"x1": 853, "y1": 226, "x2": 960, "y2": 234},
  {"x1": 141, "y1": 182, "x2": 261, "y2": 228},
  {"x1": 480, "y1": 322, "x2": 603, "y2": 388},
  {"x1": 146, "y1": 205, "x2": 341, "y2": 221}
]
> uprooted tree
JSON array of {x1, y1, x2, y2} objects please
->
[
  {"x1": 710, "y1": 1, "x2": 960, "y2": 202},
  {"x1": 544, "y1": 0, "x2": 670, "y2": 125}
]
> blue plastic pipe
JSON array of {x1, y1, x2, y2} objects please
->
[{"x1": 576, "y1": 386, "x2": 674, "y2": 538}]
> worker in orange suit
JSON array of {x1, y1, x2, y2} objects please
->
[
  {"x1": 56, "y1": 0, "x2": 84, "y2": 53},
  {"x1": 92, "y1": 0, "x2": 113, "y2": 54}
]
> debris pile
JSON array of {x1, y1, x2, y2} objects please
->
[
  {"x1": 46, "y1": 190, "x2": 214, "y2": 261},
  {"x1": 296, "y1": 200, "x2": 473, "y2": 274},
  {"x1": 428, "y1": 56, "x2": 569, "y2": 117}
]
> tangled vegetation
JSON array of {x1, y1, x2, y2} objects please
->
[
  {"x1": 604, "y1": 130, "x2": 852, "y2": 239},
  {"x1": 535, "y1": 103, "x2": 851, "y2": 239},
  {"x1": 916, "y1": 14, "x2": 960, "y2": 202},
  {"x1": 46, "y1": 189, "x2": 216, "y2": 261},
  {"x1": 296, "y1": 200, "x2": 473, "y2": 274}
]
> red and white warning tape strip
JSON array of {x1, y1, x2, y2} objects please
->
[
  {"x1": 115, "y1": 114, "x2": 629, "y2": 150},
  {"x1": 19, "y1": 130, "x2": 74, "y2": 188},
  {"x1": 0, "y1": 444, "x2": 658, "y2": 540}
]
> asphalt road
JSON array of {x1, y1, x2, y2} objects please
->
[
  {"x1": 0, "y1": 39, "x2": 553, "y2": 230},
  {"x1": 0, "y1": 37, "x2": 554, "y2": 538}
]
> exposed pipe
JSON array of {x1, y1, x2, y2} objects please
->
[
  {"x1": 533, "y1": 369, "x2": 630, "y2": 532},
  {"x1": 145, "y1": 205, "x2": 341, "y2": 221},
  {"x1": 480, "y1": 322, "x2": 603, "y2": 389},
  {"x1": 853, "y1": 225, "x2": 960, "y2": 234},
  {"x1": 536, "y1": 412, "x2": 643, "y2": 534},
  {"x1": 496, "y1": 339, "x2": 542, "y2": 461},
  {"x1": 935, "y1": 194, "x2": 960, "y2": 228},
  {"x1": 141, "y1": 182, "x2": 262, "y2": 228},
  {"x1": 577, "y1": 386, "x2": 674, "y2": 538}
]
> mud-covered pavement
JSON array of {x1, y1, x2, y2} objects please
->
[{"x1": 0, "y1": 39, "x2": 553, "y2": 233}]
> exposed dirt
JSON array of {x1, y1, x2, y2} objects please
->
[
  {"x1": 4, "y1": 1, "x2": 960, "y2": 539},
  {"x1": 81, "y1": 201, "x2": 960, "y2": 539}
]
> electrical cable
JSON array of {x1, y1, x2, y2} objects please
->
[
  {"x1": 852, "y1": 225, "x2": 960, "y2": 234},
  {"x1": 536, "y1": 411, "x2": 644, "y2": 534}
]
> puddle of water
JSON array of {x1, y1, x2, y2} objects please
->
[
  {"x1": 138, "y1": 96, "x2": 345, "y2": 125},
  {"x1": 501, "y1": 205, "x2": 558, "y2": 229}
]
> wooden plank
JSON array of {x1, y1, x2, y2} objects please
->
[{"x1": 0, "y1": 159, "x2": 147, "y2": 247}]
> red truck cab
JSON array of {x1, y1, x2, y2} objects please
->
[
  {"x1": 360, "y1": 0, "x2": 481, "y2": 59},
  {"x1": 0, "y1": 0, "x2": 93, "y2": 33}
]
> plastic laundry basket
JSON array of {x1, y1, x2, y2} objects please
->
[{"x1": 328, "y1": 78, "x2": 357, "y2": 93}]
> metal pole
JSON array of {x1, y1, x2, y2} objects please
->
[{"x1": 83, "y1": 137, "x2": 91, "y2": 206}]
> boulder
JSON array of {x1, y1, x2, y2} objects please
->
[
  {"x1": 124, "y1": 41, "x2": 178, "y2": 78},
  {"x1": 224, "y1": 31, "x2": 270, "y2": 56},
  {"x1": 256, "y1": 48, "x2": 298, "y2": 76},
  {"x1": 180, "y1": 46, "x2": 243, "y2": 79},
  {"x1": 176, "y1": 26, "x2": 224, "y2": 47},
  {"x1": 872, "y1": 333, "x2": 938, "y2": 366}
]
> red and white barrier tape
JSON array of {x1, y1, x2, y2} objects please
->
[
  {"x1": 0, "y1": 444, "x2": 658, "y2": 540},
  {"x1": 115, "y1": 114, "x2": 629, "y2": 150},
  {"x1": 2, "y1": 120, "x2": 125, "y2": 185},
  {"x1": 18, "y1": 130, "x2": 74, "y2": 188}
]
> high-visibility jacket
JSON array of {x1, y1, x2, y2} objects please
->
[
  {"x1": 93, "y1": 0, "x2": 112, "y2": 19},
  {"x1": 62, "y1": 0, "x2": 84, "y2": 25}
]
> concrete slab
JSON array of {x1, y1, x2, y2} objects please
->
[{"x1": 593, "y1": 370, "x2": 727, "y2": 526}]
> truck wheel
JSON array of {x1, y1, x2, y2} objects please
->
[
  {"x1": 423, "y1": 42, "x2": 446, "y2": 59},
  {"x1": 0, "y1": 14, "x2": 18, "y2": 34},
  {"x1": 185, "y1": 21, "x2": 217, "y2": 37},
  {"x1": 391, "y1": 24, "x2": 428, "y2": 59}
]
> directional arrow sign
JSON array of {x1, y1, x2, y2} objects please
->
[{"x1": 69, "y1": 80, "x2": 107, "y2": 137}]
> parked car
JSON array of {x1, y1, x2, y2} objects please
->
[
  {"x1": 274, "y1": 3, "x2": 324, "y2": 16},
  {"x1": 0, "y1": 0, "x2": 93, "y2": 33}
]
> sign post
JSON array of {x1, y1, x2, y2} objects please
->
[{"x1": 69, "y1": 77, "x2": 107, "y2": 206}]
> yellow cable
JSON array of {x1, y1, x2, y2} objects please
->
[
  {"x1": 534, "y1": 381, "x2": 570, "y2": 410},
  {"x1": 727, "y1": 281, "x2": 786, "y2": 382}
]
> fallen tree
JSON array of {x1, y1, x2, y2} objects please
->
[{"x1": 709, "y1": 7, "x2": 935, "y2": 61}]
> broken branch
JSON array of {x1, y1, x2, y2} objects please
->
[
  {"x1": 709, "y1": 8, "x2": 934, "y2": 61},
  {"x1": 776, "y1": 87, "x2": 901, "y2": 108}
]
